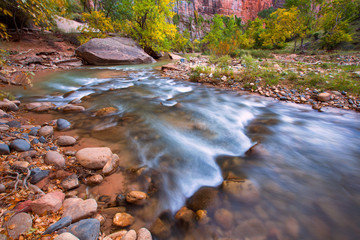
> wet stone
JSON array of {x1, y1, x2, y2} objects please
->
[
  {"x1": 86, "y1": 174, "x2": 103, "y2": 186},
  {"x1": 67, "y1": 219, "x2": 100, "y2": 240},
  {"x1": 43, "y1": 216, "x2": 72, "y2": 235},
  {"x1": 137, "y1": 228, "x2": 152, "y2": 240},
  {"x1": 113, "y1": 212, "x2": 135, "y2": 227},
  {"x1": 31, "y1": 139, "x2": 39, "y2": 144},
  {"x1": 6, "y1": 212, "x2": 32, "y2": 239},
  {"x1": 214, "y1": 208, "x2": 233, "y2": 230},
  {"x1": 222, "y1": 179, "x2": 260, "y2": 204},
  {"x1": 57, "y1": 119, "x2": 71, "y2": 131},
  {"x1": 116, "y1": 194, "x2": 127, "y2": 206},
  {"x1": 126, "y1": 191, "x2": 148, "y2": 205},
  {"x1": 0, "y1": 144, "x2": 10, "y2": 155},
  {"x1": 10, "y1": 139, "x2": 31, "y2": 152}
]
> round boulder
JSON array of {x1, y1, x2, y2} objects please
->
[
  {"x1": 76, "y1": 147, "x2": 114, "y2": 169},
  {"x1": 38, "y1": 126, "x2": 54, "y2": 137},
  {"x1": 10, "y1": 139, "x2": 31, "y2": 152}
]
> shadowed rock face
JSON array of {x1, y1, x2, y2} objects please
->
[
  {"x1": 176, "y1": 0, "x2": 281, "y2": 22},
  {"x1": 75, "y1": 37, "x2": 155, "y2": 66}
]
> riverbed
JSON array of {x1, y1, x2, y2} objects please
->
[{"x1": 11, "y1": 63, "x2": 360, "y2": 239}]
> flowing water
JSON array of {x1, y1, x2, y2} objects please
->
[{"x1": 13, "y1": 64, "x2": 360, "y2": 239}]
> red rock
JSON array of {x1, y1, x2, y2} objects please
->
[
  {"x1": 112, "y1": 212, "x2": 135, "y2": 227},
  {"x1": 14, "y1": 200, "x2": 33, "y2": 213},
  {"x1": 62, "y1": 198, "x2": 97, "y2": 222},
  {"x1": 30, "y1": 191, "x2": 65, "y2": 215}
]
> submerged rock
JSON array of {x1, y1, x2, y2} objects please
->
[
  {"x1": 75, "y1": 37, "x2": 155, "y2": 65},
  {"x1": 57, "y1": 119, "x2": 71, "y2": 131},
  {"x1": 126, "y1": 191, "x2": 148, "y2": 205},
  {"x1": 222, "y1": 179, "x2": 260, "y2": 204}
]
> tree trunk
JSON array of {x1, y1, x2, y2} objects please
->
[
  {"x1": 293, "y1": 38, "x2": 297, "y2": 52},
  {"x1": 300, "y1": 38, "x2": 304, "y2": 49}
]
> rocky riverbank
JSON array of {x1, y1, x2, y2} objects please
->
[
  {"x1": 161, "y1": 53, "x2": 360, "y2": 112},
  {"x1": 0, "y1": 99, "x2": 156, "y2": 240}
]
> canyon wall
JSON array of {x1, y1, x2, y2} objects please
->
[{"x1": 176, "y1": 0, "x2": 282, "y2": 23}]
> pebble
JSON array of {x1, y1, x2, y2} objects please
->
[
  {"x1": 94, "y1": 213, "x2": 105, "y2": 225},
  {"x1": 175, "y1": 207, "x2": 195, "y2": 225},
  {"x1": 30, "y1": 168, "x2": 50, "y2": 184},
  {"x1": 222, "y1": 179, "x2": 260, "y2": 203},
  {"x1": 0, "y1": 184, "x2": 6, "y2": 193},
  {"x1": 86, "y1": 174, "x2": 104, "y2": 186},
  {"x1": 6, "y1": 212, "x2": 32, "y2": 239},
  {"x1": 19, "y1": 150, "x2": 37, "y2": 159},
  {"x1": 113, "y1": 212, "x2": 135, "y2": 227},
  {"x1": 10, "y1": 139, "x2": 31, "y2": 152},
  {"x1": 0, "y1": 144, "x2": 10, "y2": 154},
  {"x1": 150, "y1": 218, "x2": 171, "y2": 239},
  {"x1": 54, "y1": 232, "x2": 79, "y2": 240},
  {"x1": 126, "y1": 191, "x2": 148, "y2": 205},
  {"x1": 57, "y1": 136, "x2": 77, "y2": 146},
  {"x1": 102, "y1": 154, "x2": 119, "y2": 175},
  {"x1": 62, "y1": 198, "x2": 98, "y2": 222},
  {"x1": 120, "y1": 230, "x2": 136, "y2": 240},
  {"x1": 38, "y1": 126, "x2": 54, "y2": 137},
  {"x1": 30, "y1": 191, "x2": 65, "y2": 215},
  {"x1": 61, "y1": 174, "x2": 80, "y2": 190},
  {"x1": 103, "y1": 230, "x2": 127, "y2": 240},
  {"x1": 62, "y1": 104, "x2": 85, "y2": 113},
  {"x1": 137, "y1": 228, "x2": 152, "y2": 240},
  {"x1": 31, "y1": 139, "x2": 39, "y2": 144},
  {"x1": 6, "y1": 120, "x2": 21, "y2": 128},
  {"x1": 39, "y1": 136, "x2": 47, "y2": 143},
  {"x1": 45, "y1": 151, "x2": 65, "y2": 168},
  {"x1": 25, "y1": 102, "x2": 54, "y2": 112},
  {"x1": 318, "y1": 92, "x2": 331, "y2": 102},
  {"x1": 12, "y1": 161, "x2": 29, "y2": 170},
  {"x1": 29, "y1": 127, "x2": 40, "y2": 136},
  {"x1": 67, "y1": 219, "x2": 100, "y2": 240},
  {"x1": 57, "y1": 119, "x2": 71, "y2": 131},
  {"x1": 214, "y1": 208, "x2": 233, "y2": 230},
  {"x1": 43, "y1": 216, "x2": 72, "y2": 235}
]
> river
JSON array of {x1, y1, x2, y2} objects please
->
[{"x1": 13, "y1": 63, "x2": 360, "y2": 239}]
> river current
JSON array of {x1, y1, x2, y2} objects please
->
[{"x1": 14, "y1": 64, "x2": 360, "y2": 239}]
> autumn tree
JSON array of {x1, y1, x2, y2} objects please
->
[
  {"x1": 125, "y1": 0, "x2": 177, "y2": 55},
  {"x1": 260, "y1": 7, "x2": 307, "y2": 50}
]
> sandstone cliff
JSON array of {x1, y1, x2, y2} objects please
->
[{"x1": 176, "y1": 0, "x2": 282, "y2": 23}]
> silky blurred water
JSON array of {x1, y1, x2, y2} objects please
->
[{"x1": 13, "y1": 65, "x2": 360, "y2": 239}]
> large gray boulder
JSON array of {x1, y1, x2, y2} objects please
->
[{"x1": 75, "y1": 37, "x2": 155, "y2": 65}]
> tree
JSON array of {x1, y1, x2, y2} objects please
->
[
  {"x1": 318, "y1": 0, "x2": 359, "y2": 49},
  {"x1": 127, "y1": 0, "x2": 177, "y2": 54},
  {"x1": 284, "y1": 0, "x2": 324, "y2": 48},
  {"x1": 260, "y1": 7, "x2": 307, "y2": 50},
  {"x1": 0, "y1": 0, "x2": 69, "y2": 34}
]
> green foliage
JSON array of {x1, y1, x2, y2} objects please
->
[
  {"x1": 173, "y1": 13, "x2": 180, "y2": 25},
  {"x1": 0, "y1": 91, "x2": 15, "y2": 101},
  {"x1": 202, "y1": 15, "x2": 240, "y2": 56},
  {"x1": 209, "y1": 55, "x2": 231, "y2": 69},
  {"x1": 258, "y1": 7, "x2": 276, "y2": 19},
  {"x1": 318, "y1": 0, "x2": 359, "y2": 49}
]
